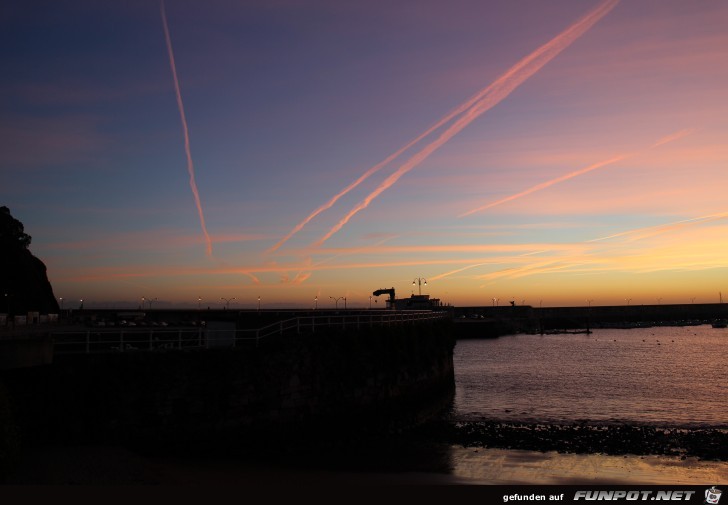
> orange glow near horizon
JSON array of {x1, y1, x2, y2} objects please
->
[{"x1": 6, "y1": 1, "x2": 728, "y2": 309}]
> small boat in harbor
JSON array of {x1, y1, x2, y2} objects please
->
[{"x1": 711, "y1": 319, "x2": 727, "y2": 328}]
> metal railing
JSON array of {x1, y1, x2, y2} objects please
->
[{"x1": 51, "y1": 310, "x2": 450, "y2": 354}]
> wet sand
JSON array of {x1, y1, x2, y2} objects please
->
[
  {"x1": 4, "y1": 443, "x2": 727, "y2": 485},
  {"x1": 448, "y1": 447, "x2": 728, "y2": 485},
  {"x1": 5, "y1": 418, "x2": 727, "y2": 485}
]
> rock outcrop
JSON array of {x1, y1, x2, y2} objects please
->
[{"x1": 0, "y1": 206, "x2": 59, "y2": 315}]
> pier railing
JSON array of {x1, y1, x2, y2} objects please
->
[{"x1": 50, "y1": 310, "x2": 450, "y2": 354}]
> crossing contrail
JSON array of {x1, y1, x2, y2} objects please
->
[
  {"x1": 161, "y1": 0, "x2": 213, "y2": 257},
  {"x1": 313, "y1": 0, "x2": 619, "y2": 247},
  {"x1": 267, "y1": 26, "x2": 587, "y2": 253}
]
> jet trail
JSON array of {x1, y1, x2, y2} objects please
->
[
  {"x1": 588, "y1": 212, "x2": 728, "y2": 243},
  {"x1": 314, "y1": 0, "x2": 619, "y2": 247},
  {"x1": 459, "y1": 155, "x2": 628, "y2": 217},
  {"x1": 459, "y1": 128, "x2": 692, "y2": 217},
  {"x1": 161, "y1": 0, "x2": 213, "y2": 257},
  {"x1": 268, "y1": 53, "x2": 553, "y2": 252}
]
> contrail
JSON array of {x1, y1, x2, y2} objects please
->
[
  {"x1": 588, "y1": 211, "x2": 728, "y2": 243},
  {"x1": 459, "y1": 155, "x2": 628, "y2": 217},
  {"x1": 268, "y1": 59, "x2": 544, "y2": 252},
  {"x1": 161, "y1": 0, "x2": 213, "y2": 257},
  {"x1": 651, "y1": 128, "x2": 694, "y2": 148},
  {"x1": 459, "y1": 127, "x2": 692, "y2": 217},
  {"x1": 314, "y1": 0, "x2": 619, "y2": 247}
]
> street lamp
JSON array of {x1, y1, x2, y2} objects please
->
[
  {"x1": 198, "y1": 296, "x2": 202, "y2": 310},
  {"x1": 148, "y1": 297, "x2": 157, "y2": 310},
  {"x1": 329, "y1": 296, "x2": 343, "y2": 309},
  {"x1": 79, "y1": 298, "x2": 84, "y2": 310},
  {"x1": 220, "y1": 297, "x2": 236, "y2": 309},
  {"x1": 412, "y1": 277, "x2": 427, "y2": 296},
  {"x1": 369, "y1": 295, "x2": 372, "y2": 309},
  {"x1": 314, "y1": 296, "x2": 318, "y2": 310},
  {"x1": 626, "y1": 298, "x2": 632, "y2": 305},
  {"x1": 257, "y1": 296, "x2": 261, "y2": 312},
  {"x1": 59, "y1": 297, "x2": 64, "y2": 311}
]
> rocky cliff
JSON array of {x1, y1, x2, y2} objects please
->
[{"x1": 0, "y1": 206, "x2": 59, "y2": 315}]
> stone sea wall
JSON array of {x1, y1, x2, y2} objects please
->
[{"x1": 1, "y1": 320, "x2": 455, "y2": 454}]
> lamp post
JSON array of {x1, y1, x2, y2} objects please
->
[
  {"x1": 343, "y1": 297, "x2": 347, "y2": 310},
  {"x1": 198, "y1": 296, "x2": 202, "y2": 310},
  {"x1": 59, "y1": 297, "x2": 64, "y2": 311},
  {"x1": 148, "y1": 297, "x2": 157, "y2": 310},
  {"x1": 369, "y1": 295, "x2": 372, "y2": 309},
  {"x1": 220, "y1": 297, "x2": 235, "y2": 310},
  {"x1": 79, "y1": 299, "x2": 84, "y2": 310},
  {"x1": 329, "y1": 296, "x2": 343, "y2": 309},
  {"x1": 257, "y1": 296, "x2": 261, "y2": 312},
  {"x1": 412, "y1": 277, "x2": 427, "y2": 296},
  {"x1": 314, "y1": 296, "x2": 318, "y2": 310}
]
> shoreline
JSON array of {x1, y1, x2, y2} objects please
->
[
  {"x1": 4, "y1": 419, "x2": 726, "y2": 485},
  {"x1": 435, "y1": 420, "x2": 728, "y2": 461},
  {"x1": 4, "y1": 443, "x2": 727, "y2": 486}
]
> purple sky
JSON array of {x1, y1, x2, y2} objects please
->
[{"x1": 2, "y1": 0, "x2": 728, "y2": 309}]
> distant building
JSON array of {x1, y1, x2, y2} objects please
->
[{"x1": 392, "y1": 294, "x2": 441, "y2": 311}]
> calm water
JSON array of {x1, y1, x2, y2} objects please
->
[{"x1": 453, "y1": 325, "x2": 728, "y2": 427}]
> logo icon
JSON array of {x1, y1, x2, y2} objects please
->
[{"x1": 706, "y1": 487, "x2": 722, "y2": 505}]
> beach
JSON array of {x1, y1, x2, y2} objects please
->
[{"x1": 4, "y1": 442, "x2": 727, "y2": 485}]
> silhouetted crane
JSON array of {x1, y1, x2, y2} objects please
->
[{"x1": 372, "y1": 288, "x2": 395, "y2": 308}]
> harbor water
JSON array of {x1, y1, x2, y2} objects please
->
[{"x1": 452, "y1": 324, "x2": 728, "y2": 427}]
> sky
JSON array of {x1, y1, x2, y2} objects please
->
[{"x1": 2, "y1": 0, "x2": 728, "y2": 310}]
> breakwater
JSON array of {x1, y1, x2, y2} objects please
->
[
  {"x1": 452, "y1": 302, "x2": 728, "y2": 337},
  {"x1": 0, "y1": 319, "x2": 455, "y2": 458}
]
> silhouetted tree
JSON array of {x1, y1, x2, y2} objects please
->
[{"x1": 0, "y1": 206, "x2": 32, "y2": 249}]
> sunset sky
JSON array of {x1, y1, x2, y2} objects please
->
[{"x1": 2, "y1": 0, "x2": 727, "y2": 309}]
